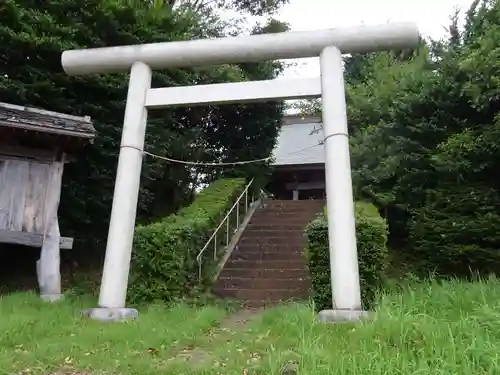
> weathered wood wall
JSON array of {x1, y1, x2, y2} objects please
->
[{"x1": 0, "y1": 157, "x2": 51, "y2": 233}]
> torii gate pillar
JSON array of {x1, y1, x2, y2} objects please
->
[{"x1": 62, "y1": 22, "x2": 419, "y2": 322}]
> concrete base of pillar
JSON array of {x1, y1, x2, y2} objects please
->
[
  {"x1": 317, "y1": 309, "x2": 371, "y2": 323},
  {"x1": 40, "y1": 293, "x2": 65, "y2": 302},
  {"x1": 81, "y1": 307, "x2": 138, "y2": 322}
]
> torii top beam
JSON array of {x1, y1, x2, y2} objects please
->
[{"x1": 61, "y1": 22, "x2": 419, "y2": 76}]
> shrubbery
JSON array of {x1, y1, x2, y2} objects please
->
[
  {"x1": 128, "y1": 178, "x2": 246, "y2": 304},
  {"x1": 305, "y1": 201, "x2": 388, "y2": 310},
  {"x1": 409, "y1": 185, "x2": 500, "y2": 277}
]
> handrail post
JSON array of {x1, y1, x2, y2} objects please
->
[{"x1": 213, "y1": 234, "x2": 217, "y2": 260}]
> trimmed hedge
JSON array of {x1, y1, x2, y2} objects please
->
[
  {"x1": 128, "y1": 178, "x2": 247, "y2": 304},
  {"x1": 305, "y1": 201, "x2": 389, "y2": 310}
]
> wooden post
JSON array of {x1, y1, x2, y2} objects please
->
[{"x1": 36, "y1": 157, "x2": 65, "y2": 301}]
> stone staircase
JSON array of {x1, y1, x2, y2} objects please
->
[{"x1": 214, "y1": 199, "x2": 325, "y2": 307}]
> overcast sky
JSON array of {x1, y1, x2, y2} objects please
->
[{"x1": 273, "y1": 0, "x2": 474, "y2": 78}]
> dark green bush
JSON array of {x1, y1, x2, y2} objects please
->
[
  {"x1": 128, "y1": 178, "x2": 247, "y2": 304},
  {"x1": 305, "y1": 201, "x2": 389, "y2": 310},
  {"x1": 409, "y1": 185, "x2": 500, "y2": 277}
]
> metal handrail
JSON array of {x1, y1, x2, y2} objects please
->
[{"x1": 196, "y1": 178, "x2": 256, "y2": 280}]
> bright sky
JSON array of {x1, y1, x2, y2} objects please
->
[{"x1": 274, "y1": 0, "x2": 474, "y2": 78}]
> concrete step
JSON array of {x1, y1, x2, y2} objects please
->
[
  {"x1": 246, "y1": 223, "x2": 308, "y2": 230},
  {"x1": 219, "y1": 267, "x2": 309, "y2": 279},
  {"x1": 213, "y1": 287, "x2": 310, "y2": 301},
  {"x1": 231, "y1": 249, "x2": 304, "y2": 261},
  {"x1": 225, "y1": 259, "x2": 305, "y2": 269},
  {"x1": 249, "y1": 213, "x2": 319, "y2": 222},
  {"x1": 263, "y1": 200, "x2": 325, "y2": 208},
  {"x1": 251, "y1": 210, "x2": 320, "y2": 218},
  {"x1": 216, "y1": 276, "x2": 310, "y2": 290},
  {"x1": 238, "y1": 300, "x2": 305, "y2": 308},
  {"x1": 239, "y1": 229, "x2": 305, "y2": 238},
  {"x1": 235, "y1": 243, "x2": 304, "y2": 253},
  {"x1": 238, "y1": 236, "x2": 305, "y2": 246}
]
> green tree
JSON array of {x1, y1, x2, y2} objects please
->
[
  {"x1": 408, "y1": 0, "x2": 500, "y2": 275},
  {"x1": 345, "y1": 0, "x2": 500, "y2": 275},
  {"x1": 0, "y1": 0, "x2": 285, "y2": 259},
  {"x1": 291, "y1": 0, "x2": 500, "y2": 277},
  {"x1": 168, "y1": 0, "x2": 290, "y2": 15}
]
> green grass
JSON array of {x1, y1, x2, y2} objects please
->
[
  {"x1": 2, "y1": 278, "x2": 500, "y2": 374},
  {"x1": 0, "y1": 293, "x2": 227, "y2": 375}
]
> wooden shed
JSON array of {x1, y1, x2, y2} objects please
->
[{"x1": 0, "y1": 101, "x2": 96, "y2": 301}]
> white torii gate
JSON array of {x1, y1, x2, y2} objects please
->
[{"x1": 62, "y1": 22, "x2": 419, "y2": 321}]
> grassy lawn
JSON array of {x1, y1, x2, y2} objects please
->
[{"x1": 1, "y1": 278, "x2": 500, "y2": 374}]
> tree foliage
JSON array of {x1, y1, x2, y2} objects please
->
[
  {"x1": 168, "y1": 0, "x2": 289, "y2": 16},
  {"x1": 0, "y1": 0, "x2": 284, "y2": 257},
  {"x1": 296, "y1": 0, "x2": 500, "y2": 277}
]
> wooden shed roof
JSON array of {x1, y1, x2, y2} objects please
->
[{"x1": 0, "y1": 102, "x2": 96, "y2": 139}]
